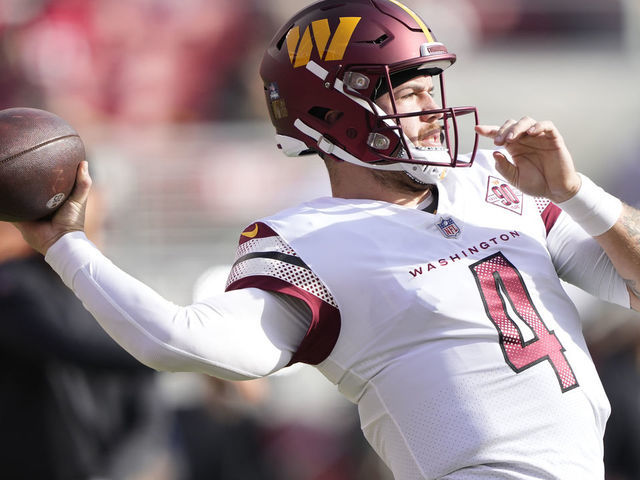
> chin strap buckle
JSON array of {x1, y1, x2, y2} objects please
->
[{"x1": 317, "y1": 136, "x2": 335, "y2": 155}]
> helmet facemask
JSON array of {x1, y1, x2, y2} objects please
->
[{"x1": 340, "y1": 61, "x2": 479, "y2": 183}]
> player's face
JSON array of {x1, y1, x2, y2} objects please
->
[{"x1": 375, "y1": 75, "x2": 444, "y2": 150}]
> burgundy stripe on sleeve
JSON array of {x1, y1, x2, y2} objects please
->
[
  {"x1": 226, "y1": 276, "x2": 340, "y2": 365},
  {"x1": 541, "y1": 202, "x2": 562, "y2": 236}
]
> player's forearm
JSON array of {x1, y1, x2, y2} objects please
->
[
  {"x1": 553, "y1": 174, "x2": 640, "y2": 310},
  {"x1": 595, "y1": 204, "x2": 640, "y2": 311},
  {"x1": 44, "y1": 232, "x2": 294, "y2": 379}
]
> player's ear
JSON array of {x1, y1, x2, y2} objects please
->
[
  {"x1": 325, "y1": 110, "x2": 343, "y2": 125},
  {"x1": 308, "y1": 107, "x2": 343, "y2": 125}
]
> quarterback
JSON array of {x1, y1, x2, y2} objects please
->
[{"x1": 13, "y1": 1, "x2": 640, "y2": 479}]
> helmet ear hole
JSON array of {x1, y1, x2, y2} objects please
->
[
  {"x1": 308, "y1": 107, "x2": 343, "y2": 125},
  {"x1": 325, "y1": 110, "x2": 343, "y2": 125}
]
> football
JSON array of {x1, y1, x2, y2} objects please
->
[{"x1": 0, "y1": 107, "x2": 85, "y2": 222}]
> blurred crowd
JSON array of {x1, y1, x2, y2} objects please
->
[
  {"x1": 0, "y1": 0, "x2": 625, "y2": 129},
  {"x1": 0, "y1": 0, "x2": 638, "y2": 479},
  {"x1": 0, "y1": 0, "x2": 275, "y2": 126}
]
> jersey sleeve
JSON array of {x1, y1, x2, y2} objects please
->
[
  {"x1": 226, "y1": 222, "x2": 341, "y2": 366},
  {"x1": 44, "y1": 232, "x2": 311, "y2": 380},
  {"x1": 537, "y1": 198, "x2": 630, "y2": 308}
]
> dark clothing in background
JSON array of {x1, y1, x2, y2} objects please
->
[
  {"x1": 599, "y1": 349, "x2": 640, "y2": 480},
  {"x1": 0, "y1": 254, "x2": 168, "y2": 480}
]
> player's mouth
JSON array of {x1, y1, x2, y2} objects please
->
[{"x1": 414, "y1": 128, "x2": 442, "y2": 149}]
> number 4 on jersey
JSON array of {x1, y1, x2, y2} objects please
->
[{"x1": 470, "y1": 252, "x2": 578, "y2": 392}]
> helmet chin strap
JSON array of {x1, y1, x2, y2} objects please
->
[
  {"x1": 394, "y1": 140, "x2": 451, "y2": 183},
  {"x1": 402, "y1": 163, "x2": 448, "y2": 183}
]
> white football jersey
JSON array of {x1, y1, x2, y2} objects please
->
[{"x1": 227, "y1": 150, "x2": 612, "y2": 479}]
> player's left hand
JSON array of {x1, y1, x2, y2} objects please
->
[{"x1": 475, "y1": 117, "x2": 581, "y2": 203}]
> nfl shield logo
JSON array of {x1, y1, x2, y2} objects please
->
[{"x1": 436, "y1": 216, "x2": 461, "y2": 239}]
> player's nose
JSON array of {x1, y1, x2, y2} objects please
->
[{"x1": 419, "y1": 98, "x2": 443, "y2": 123}]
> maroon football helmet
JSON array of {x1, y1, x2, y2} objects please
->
[{"x1": 260, "y1": 0, "x2": 479, "y2": 183}]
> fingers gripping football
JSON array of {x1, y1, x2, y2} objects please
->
[
  {"x1": 14, "y1": 161, "x2": 92, "y2": 255},
  {"x1": 54, "y1": 160, "x2": 92, "y2": 230}
]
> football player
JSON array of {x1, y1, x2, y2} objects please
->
[{"x1": 13, "y1": 1, "x2": 640, "y2": 478}]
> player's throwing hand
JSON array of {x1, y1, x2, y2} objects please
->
[{"x1": 14, "y1": 161, "x2": 92, "y2": 256}]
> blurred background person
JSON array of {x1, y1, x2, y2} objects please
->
[
  {"x1": 0, "y1": 0, "x2": 274, "y2": 125},
  {"x1": 0, "y1": 180, "x2": 173, "y2": 480},
  {"x1": 586, "y1": 308, "x2": 640, "y2": 480},
  {"x1": 165, "y1": 266, "x2": 278, "y2": 480}
]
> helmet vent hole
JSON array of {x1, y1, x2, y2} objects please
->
[
  {"x1": 356, "y1": 34, "x2": 389, "y2": 46},
  {"x1": 319, "y1": 3, "x2": 347, "y2": 11},
  {"x1": 276, "y1": 26, "x2": 294, "y2": 50},
  {"x1": 373, "y1": 34, "x2": 389, "y2": 45}
]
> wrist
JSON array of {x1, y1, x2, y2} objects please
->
[
  {"x1": 551, "y1": 174, "x2": 582, "y2": 204},
  {"x1": 42, "y1": 228, "x2": 83, "y2": 254},
  {"x1": 555, "y1": 173, "x2": 622, "y2": 237},
  {"x1": 44, "y1": 231, "x2": 93, "y2": 289}
]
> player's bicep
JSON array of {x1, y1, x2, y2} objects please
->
[{"x1": 178, "y1": 288, "x2": 310, "y2": 378}]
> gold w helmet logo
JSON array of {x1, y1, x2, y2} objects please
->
[{"x1": 286, "y1": 17, "x2": 361, "y2": 68}]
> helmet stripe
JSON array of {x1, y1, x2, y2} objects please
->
[{"x1": 387, "y1": 0, "x2": 434, "y2": 43}]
